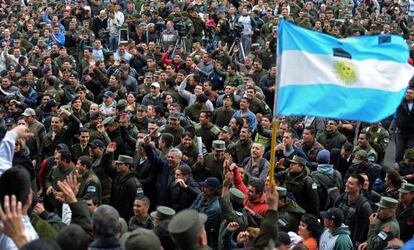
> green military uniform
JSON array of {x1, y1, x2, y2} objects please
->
[
  {"x1": 367, "y1": 197, "x2": 400, "y2": 250},
  {"x1": 184, "y1": 104, "x2": 207, "y2": 123},
  {"x1": 77, "y1": 169, "x2": 102, "y2": 204},
  {"x1": 168, "y1": 209, "x2": 210, "y2": 250},
  {"x1": 216, "y1": 16, "x2": 230, "y2": 42},
  {"x1": 279, "y1": 156, "x2": 320, "y2": 215},
  {"x1": 178, "y1": 143, "x2": 199, "y2": 167},
  {"x1": 396, "y1": 183, "x2": 414, "y2": 241},
  {"x1": 249, "y1": 97, "x2": 271, "y2": 115},
  {"x1": 159, "y1": 124, "x2": 185, "y2": 147},
  {"x1": 54, "y1": 55, "x2": 77, "y2": 68},
  {"x1": 45, "y1": 166, "x2": 77, "y2": 192},
  {"x1": 362, "y1": 125, "x2": 390, "y2": 164},
  {"x1": 193, "y1": 140, "x2": 226, "y2": 182},
  {"x1": 212, "y1": 107, "x2": 235, "y2": 128},
  {"x1": 218, "y1": 188, "x2": 249, "y2": 250},
  {"x1": 224, "y1": 73, "x2": 243, "y2": 87},
  {"x1": 194, "y1": 122, "x2": 220, "y2": 152},
  {"x1": 228, "y1": 139, "x2": 254, "y2": 165},
  {"x1": 277, "y1": 187, "x2": 306, "y2": 232}
]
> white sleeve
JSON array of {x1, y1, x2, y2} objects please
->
[{"x1": 0, "y1": 131, "x2": 18, "y2": 177}]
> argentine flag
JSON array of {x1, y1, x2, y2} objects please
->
[{"x1": 276, "y1": 19, "x2": 414, "y2": 123}]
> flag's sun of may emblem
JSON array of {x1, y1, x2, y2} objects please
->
[{"x1": 333, "y1": 59, "x2": 358, "y2": 85}]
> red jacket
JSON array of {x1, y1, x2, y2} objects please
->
[{"x1": 233, "y1": 168, "x2": 268, "y2": 216}]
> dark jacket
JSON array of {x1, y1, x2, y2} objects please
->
[
  {"x1": 396, "y1": 99, "x2": 414, "y2": 134},
  {"x1": 169, "y1": 176, "x2": 201, "y2": 212},
  {"x1": 334, "y1": 193, "x2": 373, "y2": 246},
  {"x1": 109, "y1": 171, "x2": 141, "y2": 221}
]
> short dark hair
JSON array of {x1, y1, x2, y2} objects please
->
[
  {"x1": 304, "y1": 126, "x2": 317, "y2": 136},
  {"x1": 359, "y1": 131, "x2": 371, "y2": 141},
  {"x1": 57, "y1": 224, "x2": 89, "y2": 250},
  {"x1": 0, "y1": 167, "x2": 31, "y2": 207},
  {"x1": 249, "y1": 179, "x2": 265, "y2": 194},
  {"x1": 78, "y1": 156, "x2": 92, "y2": 169},
  {"x1": 342, "y1": 142, "x2": 354, "y2": 152},
  {"x1": 350, "y1": 174, "x2": 365, "y2": 189},
  {"x1": 60, "y1": 150, "x2": 72, "y2": 163}
]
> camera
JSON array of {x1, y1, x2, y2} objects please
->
[
  {"x1": 231, "y1": 23, "x2": 244, "y2": 38},
  {"x1": 175, "y1": 22, "x2": 187, "y2": 37}
]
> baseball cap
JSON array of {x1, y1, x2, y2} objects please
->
[
  {"x1": 316, "y1": 149, "x2": 330, "y2": 164},
  {"x1": 201, "y1": 177, "x2": 221, "y2": 189},
  {"x1": 103, "y1": 91, "x2": 114, "y2": 98},
  {"x1": 320, "y1": 207, "x2": 344, "y2": 225},
  {"x1": 22, "y1": 108, "x2": 36, "y2": 117},
  {"x1": 352, "y1": 150, "x2": 368, "y2": 164},
  {"x1": 5, "y1": 117, "x2": 15, "y2": 126},
  {"x1": 151, "y1": 82, "x2": 160, "y2": 88},
  {"x1": 89, "y1": 139, "x2": 105, "y2": 149}
]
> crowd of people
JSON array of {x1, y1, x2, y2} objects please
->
[{"x1": 1, "y1": 0, "x2": 414, "y2": 249}]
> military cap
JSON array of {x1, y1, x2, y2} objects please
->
[
  {"x1": 120, "y1": 228, "x2": 161, "y2": 250},
  {"x1": 220, "y1": 126, "x2": 233, "y2": 135},
  {"x1": 115, "y1": 155, "x2": 134, "y2": 165},
  {"x1": 276, "y1": 186, "x2": 287, "y2": 197},
  {"x1": 150, "y1": 206, "x2": 176, "y2": 221},
  {"x1": 289, "y1": 155, "x2": 307, "y2": 166},
  {"x1": 399, "y1": 183, "x2": 414, "y2": 193},
  {"x1": 103, "y1": 117, "x2": 116, "y2": 126},
  {"x1": 75, "y1": 85, "x2": 87, "y2": 92},
  {"x1": 229, "y1": 188, "x2": 245, "y2": 204},
  {"x1": 116, "y1": 99, "x2": 127, "y2": 110},
  {"x1": 169, "y1": 112, "x2": 180, "y2": 120},
  {"x1": 352, "y1": 150, "x2": 368, "y2": 164},
  {"x1": 212, "y1": 140, "x2": 226, "y2": 151},
  {"x1": 375, "y1": 196, "x2": 399, "y2": 209},
  {"x1": 405, "y1": 148, "x2": 414, "y2": 161},
  {"x1": 168, "y1": 209, "x2": 207, "y2": 245},
  {"x1": 89, "y1": 139, "x2": 105, "y2": 149},
  {"x1": 251, "y1": 43, "x2": 260, "y2": 48},
  {"x1": 223, "y1": 94, "x2": 233, "y2": 101},
  {"x1": 137, "y1": 105, "x2": 147, "y2": 111},
  {"x1": 145, "y1": 72, "x2": 153, "y2": 78}
]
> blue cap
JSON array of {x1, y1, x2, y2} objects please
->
[
  {"x1": 104, "y1": 91, "x2": 114, "y2": 98},
  {"x1": 316, "y1": 149, "x2": 330, "y2": 164},
  {"x1": 201, "y1": 177, "x2": 221, "y2": 189}
]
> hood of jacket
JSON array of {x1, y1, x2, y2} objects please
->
[
  {"x1": 332, "y1": 225, "x2": 351, "y2": 236},
  {"x1": 317, "y1": 164, "x2": 334, "y2": 175}
]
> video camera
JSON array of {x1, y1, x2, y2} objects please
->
[
  {"x1": 175, "y1": 22, "x2": 188, "y2": 37},
  {"x1": 231, "y1": 23, "x2": 244, "y2": 38}
]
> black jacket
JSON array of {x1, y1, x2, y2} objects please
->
[{"x1": 396, "y1": 100, "x2": 414, "y2": 134}]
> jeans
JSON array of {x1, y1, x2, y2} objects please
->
[
  {"x1": 396, "y1": 132, "x2": 414, "y2": 161},
  {"x1": 108, "y1": 35, "x2": 119, "y2": 52}
]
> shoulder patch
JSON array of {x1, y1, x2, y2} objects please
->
[
  {"x1": 87, "y1": 186, "x2": 97, "y2": 193},
  {"x1": 312, "y1": 183, "x2": 318, "y2": 190}
]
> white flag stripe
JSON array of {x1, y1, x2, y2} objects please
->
[{"x1": 280, "y1": 50, "x2": 413, "y2": 92}]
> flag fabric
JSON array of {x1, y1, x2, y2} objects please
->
[{"x1": 276, "y1": 19, "x2": 414, "y2": 123}]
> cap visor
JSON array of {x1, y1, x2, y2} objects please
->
[{"x1": 375, "y1": 202, "x2": 387, "y2": 208}]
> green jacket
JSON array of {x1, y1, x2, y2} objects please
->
[
  {"x1": 281, "y1": 167, "x2": 320, "y2": 215},
  {"x1": 195, "y1": 122, "x2": 220, "y2": 152},
  {"x1": 159, "y1": 124, "x2": 185, "y2": 146},
  {"x1": 228, "y1": 139, "x2": 254, "y2": 165},
  {"x1": 30, "y1": 213, "x2": 58, "y2": 241},
  {"x1": 367, "y1": 217, "x2": 400, "y2": 250},
  {"x1": 320, "y1": 225, "x2": 353, "y2": 250},
  {"x1": 279, "y1": 197, "x2": 306, "y2": 232},
  {"x1": 78, "y1": 169, "x2": 102, "y2": 204},
  {"x1": 193, "y1": 153, "x2": 224, "y2": 182}
]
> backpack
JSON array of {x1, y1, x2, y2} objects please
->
[{"x1": 311, "y1": 172, "x2": 341, "y2": 210}]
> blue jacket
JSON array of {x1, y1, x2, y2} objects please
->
[{"x1": 191, "y1": 193, "x2": 221, "y2": 249}]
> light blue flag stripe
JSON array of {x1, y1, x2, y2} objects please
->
[
  {"x1": 278, "y1": 20, "x2": 409, "y2": 63},
  {"x1": 277, "y1": 84, "x2": 407, "y2": 122}
]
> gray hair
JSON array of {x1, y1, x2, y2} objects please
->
[
  {"x1": 169, "y1": 148, "x2": 183, "y2": 159},
  {"x1": 92, "y1": 205, "x2": 120, "y2": 238}
]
